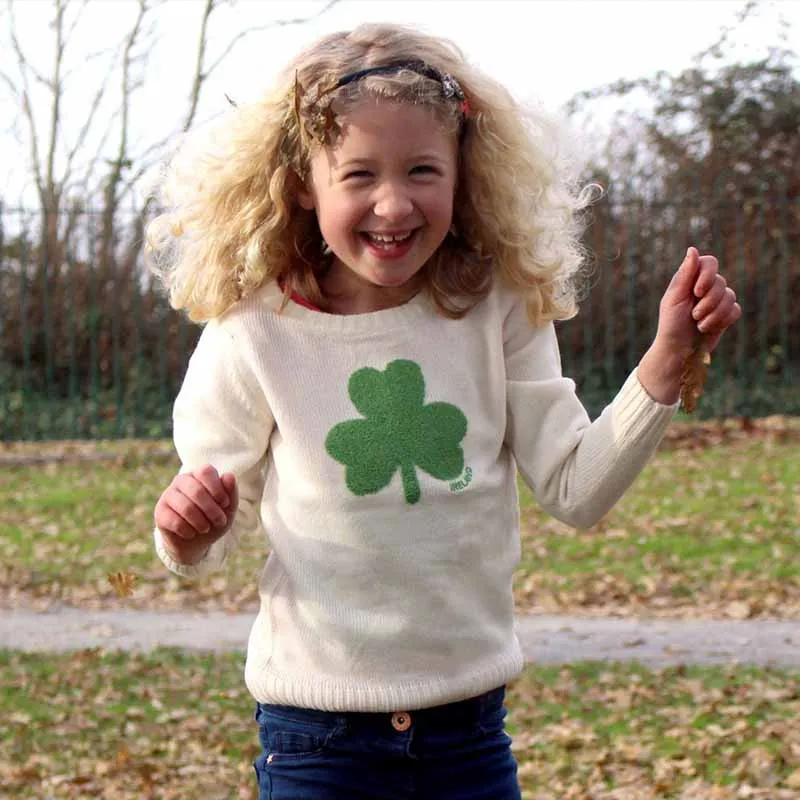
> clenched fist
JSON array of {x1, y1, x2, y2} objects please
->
[
  {"x1": 154, "y1": 465, "x2": 238, "y2": 565},
  {"x1": 638, "y1": 247, "x2": 741, "y2": 405},
  {"x1": 656, "y1": 247, "x2": 741, "y2": 357}
]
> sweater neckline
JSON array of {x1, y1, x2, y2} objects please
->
[{"x1": 255, "y1": 281, "x2": 430, "y2": 333}]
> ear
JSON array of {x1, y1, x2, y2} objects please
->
[
  {"x1": 286, "y1": 166, "x2": 315, "y2": 210},
  {"x1": 297, "y1": 181, "x2": 316, "y2": 211}
]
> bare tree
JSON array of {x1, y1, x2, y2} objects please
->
[
  {"x1": 0, "y1": 0, "x2": 342, "y2": 284},
  {"x1": 0, "y1": 0, "x2": 340, "y2": 438},
  {"x1": 1, "y1": 0, "x2": 341, "y2": 221}
]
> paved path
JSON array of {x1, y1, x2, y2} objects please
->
[{"x1": 3, "y1": 608, "x2": 800, "y2": 667}]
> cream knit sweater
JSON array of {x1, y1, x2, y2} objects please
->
[{"x1": 155, "y1": 280, "x2": 676, "y2": 711}]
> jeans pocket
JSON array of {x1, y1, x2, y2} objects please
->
[
  {"x1": 271, "y1": 730, "x2": 326, "y2": 758},
  {"x1": 256, "y1": 703, "x2": 338, "y2": 761}
]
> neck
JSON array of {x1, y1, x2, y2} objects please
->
[{"x1": 320, "y1": 270, "x2": 423, "y2": 315}]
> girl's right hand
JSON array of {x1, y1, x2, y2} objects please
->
[{"x1": 154, "y1": 465, "x2": 238, "y2": 564}]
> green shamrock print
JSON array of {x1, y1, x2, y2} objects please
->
[{"x1": 325, "y1": 359, "x2": 468, "y2": 504}]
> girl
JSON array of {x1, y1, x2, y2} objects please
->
[{"x1": 148, "y1": 23, "x2": 740, "y2": 800}]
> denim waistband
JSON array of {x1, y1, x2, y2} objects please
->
[{"x1": 259, "y1": 685, "x2": 506, "y2": 729}]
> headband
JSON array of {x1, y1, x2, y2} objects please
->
[
  {"x1": 285, "y1": 60, "x2": 470, "y2": 171},
  {"x1": 333, "y1": 60, "x2": 470, "y2": 117}
]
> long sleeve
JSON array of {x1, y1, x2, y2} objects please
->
[
  {"x1": 503, "y1": 299, "x2": 677, "y2": 529},
  {"x1": 154, "y1": 318, "x2": 275, "y2": 578}
]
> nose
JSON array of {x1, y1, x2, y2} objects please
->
[{"x1": 373, "y1": 181, "x2": 414, "y2": 222}]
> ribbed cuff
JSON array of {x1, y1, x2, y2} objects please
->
[
  {"x1": 153, "y1": 527, "x2": 220, "y2": 578},
  {"x1": 613, "y1": 368, "x2": 678, "y2": 449}
]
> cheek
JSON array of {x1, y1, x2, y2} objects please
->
[
  {"x1": 426, "y1": 192, "x2": 455, "y2": 227},
  {"x1": 317, "y1": 200, "x2": 359, "y2": 243},
  {"x1": 342, "y1": 200, "x2": 368, "y2": 227}
]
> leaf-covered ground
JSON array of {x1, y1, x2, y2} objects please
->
[
  {"x1": 515, "y1": 418, "x2": 800, "y2": 620},
  {"x1": 3, "y1": 648, "x2": 800, "y2": 799},
  {"x1": 1, "y1": 417, "x2": 798, "y2": 618}
]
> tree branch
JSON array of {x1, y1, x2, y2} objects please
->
[
  {"x1": 101, "y1": 0, "x2": 148, "y2": 231},
  {"x1": 63, "y1": 0, "x2": 90, "y2": 42},
  {"x1": 63, "y1": 70, "x2": 114, "y2": 178},
  {"x1": 44, "y1": 0, "x2": 67, "y2": 208},
  {"x1": 61, "y1": 41, "x2": 121, "y2": 83},
  {"x1": 203, "y1": 0, "x2": 342, "y2": 78},
  {"x1": 0, "y1": 68, "x2": 22, "y2": 101},
  {"x1": 181, "y1": 0, "x2": 214, "y2": 133},
  {"x1": 68, "y1": 107, "x2": 121, "y2": 198},
  {"x1": 8, "y1": 0, "x2": 44, "y2": 196}
]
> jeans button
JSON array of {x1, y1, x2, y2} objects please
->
[{"x1": 391, "y1": 712, "x2": 412, "y2": 732}]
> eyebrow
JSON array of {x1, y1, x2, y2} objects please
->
[{"x1": 335, "y1": 154, "x2": 451, "y2": 170}]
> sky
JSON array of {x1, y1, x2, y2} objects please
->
[
  {"x1": 1, "y1": 0, "x2": 797, "y2": 205},
  {"x1": 156, "y1": 0, "x2": 797, "y2": 112},
  {"x1": 179, "y1": 0, "x2": 796, "y2": 105}
]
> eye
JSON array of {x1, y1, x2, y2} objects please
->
[
  {"x1": 410, "y1": 165, "x2": 438, "y2": 175},
  {"x1": 344, "y1": 170, "x2": 372, "y2": 180}
]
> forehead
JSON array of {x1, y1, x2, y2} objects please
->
[{"x1": 330, "y1": 99, "x2": 457, "y2": 157}]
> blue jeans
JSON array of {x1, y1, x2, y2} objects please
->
[{"x1": 253, "y1": 686, "x2": 521, "y2": 800}]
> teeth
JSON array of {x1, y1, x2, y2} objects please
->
[{"x1": 368, "y1": 232, "x2": 412, "y2": 244}]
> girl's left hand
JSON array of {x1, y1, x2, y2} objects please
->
[{"x1": 655, "y1": 247, "x2": 741, "y2": 357}]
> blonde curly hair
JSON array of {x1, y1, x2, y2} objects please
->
[{"x1": 145, "y1": 23, "x2": 595, "y2": 324}]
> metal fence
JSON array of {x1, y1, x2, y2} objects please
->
[{"x1": 1, "y1": 191, "x2": 798, "y2": 441}]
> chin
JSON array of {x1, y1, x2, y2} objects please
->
[
  {"x1": 370, "y1": 276, "x2": 412, "y2": 290},
  {"x1": 371, "y1": 267, "x2": 423, "y2": 288}
]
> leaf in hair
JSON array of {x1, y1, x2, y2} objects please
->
[
  {"x1": 679, "y1": 334, "x2": 711, "y2": 413},
  {"x1": 303, "y1": 101, "x2": 335, "y2": 146},
  {"x1": 320, "y1": 103, "x2": 340, "y2": 143},
  {"x1": 293, "y1": 73, "x2": 305, "y2": 119},
  {"x1": 304, "y1": 75, "x2": 341, "y2": 145},
  {"x1": 292, "y1": 72, "x2": 309, "y2": 149}
]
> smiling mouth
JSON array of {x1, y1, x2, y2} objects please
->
[{"x1": 361, "y1": 230, "x2": 416, "y2": 249}]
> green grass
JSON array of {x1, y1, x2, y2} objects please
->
[
  {"x1": 0, "y1": 648, "x2": 255, "y2": 798},
  {"x1": 1, "y1": 428, "x2": 799, "y2": 616},
  {"x1": 3, "y1": 649, "x2": 800, "y2": 798},
  {"x1": 509, "y1": 660, "x2": 800, "y2": 797},
  {"x1": 515, "y1": 433, "x2": 800, "y2": 617},
  {"x1": 0, "y1": 444, "x2": 263, "y2": 609}
]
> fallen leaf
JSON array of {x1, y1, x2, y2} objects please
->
[
  {"x1": 786, "y1": 768, "x2": 800, "y2": 789},
  {"x1": 726, "y1": 601, "x2": 753, "y2": 620},
  {"x1": 107, "y1": 571, "x2": 137, "y2": 597}
]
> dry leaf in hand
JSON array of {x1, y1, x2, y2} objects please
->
[
  {"x1": 679, "y1": 334, "x2": 712, "y2": 413},
  {"x1": 107, "y1": 570, "x2": 137, "y2": 597}
]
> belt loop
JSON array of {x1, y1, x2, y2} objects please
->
[{"x1": 482, "y1": 685, "x2": 504, "y2": 714}]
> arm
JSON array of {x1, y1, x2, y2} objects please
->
[
  {"x1": 504, "y1": 247, "x2": 740, "y2": 529},
  {"x1": 153, "y1": 319, "x2": 274, "y2": 578},
  {"x1": 504, "y1": 312, "x2": 676, "y2": 530}
]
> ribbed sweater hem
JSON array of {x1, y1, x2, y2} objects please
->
[{"x1": 244, "y1": 643, "x2": 525, "y2": 712}]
